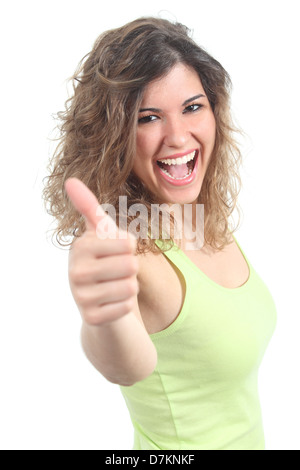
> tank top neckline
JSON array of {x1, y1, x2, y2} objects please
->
[{"x1": 160, "y1": 234, "x2": 252, "y2": 293}]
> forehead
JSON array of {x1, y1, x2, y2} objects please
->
[{"x1": 141, "y1": 63, "x2": 204, "y2": 105}]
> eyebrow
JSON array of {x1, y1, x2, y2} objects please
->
[
  {"x1": 182, "y1": 94, "x2": 206, "y2": 106},
  {"x1": 139, "y1": 94, "x2": 206, "y2": 113}
]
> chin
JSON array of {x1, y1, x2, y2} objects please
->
[{"x1": 162, "y1": 183, "x2": 203, "y2": 206}]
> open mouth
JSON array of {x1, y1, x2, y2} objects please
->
[{"x1": 156, "y1": 150, "x2": 197, "y2": 181}]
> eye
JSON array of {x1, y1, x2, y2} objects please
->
[
  {"x1": 183, "y1": 103, "x2": 203, "y2": 114},
  {"x1": 138, "y1": 115, "x2": 159, "y2": 124}
]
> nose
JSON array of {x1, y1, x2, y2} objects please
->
[{"x1": 162, "y1": 115, "x2": 190, "y2": 149}]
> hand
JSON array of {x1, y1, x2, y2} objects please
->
[{"x1": 64, "y1": 178, "x2": 139, "y2": 326}]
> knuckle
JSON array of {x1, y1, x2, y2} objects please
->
[
  {"x1": 124, "y1": 255, "x2": 139, "y2": 275},
  {"x1": 122, "y1": 298, "x2": 135, "y2": 314},
  {"x1": 83, "y1": 308, "x2": 102, "y2": 326},
  {"x1": 71, "y1": 234, "x2": 88, "y2": 252},
  {"x1": 126, "y1": 277, "x2": 139, "y2": 296},
  {"x1": 82, "y1": 298, "x2": 135, "y2": 326},
  {"x1": 96, "y1": 287, "x2": 106, "y2": 304},
  {"x1": 69, "y1": 265, "x2": 87, "y2": 284},
  {"x1": 74, "y1": 289, "x2": 90, "y2": 306},
  {"x1": 103, "y1": 278, "x2": 137, "y2": 302},
  {"x1": 118, "y1": 234, "x2": 137, "y2": 253},
  {"x1": 69, "y1": 266, "x2": 79, "y2": 284},
  {"x1": 72, "y1": 232, "x2": 96, "y2": 254}
]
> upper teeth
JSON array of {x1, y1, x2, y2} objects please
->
[{"x1": 158, "y1": 151, "x2": 196, "y2": 166}]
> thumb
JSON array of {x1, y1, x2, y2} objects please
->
[{"x1": 64, "y1": 178, "x2": 118, "y2": 237}]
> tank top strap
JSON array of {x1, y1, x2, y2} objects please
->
[
  {"x1": 154, "y1": 239, "x2": 199, "y2": 286},
  {"x1": 154, "y1": 235, "x2": 254, "y2": 293},
  {"x1": 231, "y1": 234, "x2": 253, "y2": 269}
]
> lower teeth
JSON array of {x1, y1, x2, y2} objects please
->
[{"x1": 161, "y1": 168, "x2": 192, "y2": 180}]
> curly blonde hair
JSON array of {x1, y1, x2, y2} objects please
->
[{"x1": 43, "y1": 16, "x2": 243, "y2": 253}]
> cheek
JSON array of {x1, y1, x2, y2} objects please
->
[
  {"x1": 136, "y1": 132, "x2": 150, "y2": 160},
  {"x1": 211, "y1": 115, "x2": 217, "y2": 138},
  {"x1": 200, "y1": 115, "x2": 216, "y2": 146},
  {"x1": 133, "y1": 134, "x2": 151, "y2": 176},
  {"x1": 136, "y1": 126, "x2": 162, "y2": 161}
]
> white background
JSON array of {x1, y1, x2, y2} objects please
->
[{"x1": 0, "y1": 0, "x2": 299, "y2": 450}]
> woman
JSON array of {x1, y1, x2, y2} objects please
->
[{"x1": 43, "y1": 17, "x2": 277, "y2": 450}]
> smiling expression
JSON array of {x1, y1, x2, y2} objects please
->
[{"x1": 133, "y1": 63, "x2": 216, "y2": 206}]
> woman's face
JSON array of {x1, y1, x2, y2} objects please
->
[{"x1": 133, "y1": 63, "x2": 216, "y2": 205}]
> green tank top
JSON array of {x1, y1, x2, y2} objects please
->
[{"x1": 120, "y1": 237, "x2": 277, "y2": 450}]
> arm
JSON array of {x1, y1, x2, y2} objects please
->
[
  {"x1": 81, "y1": 304, "x2": 157, "y2": 387},
  {"x1": 65, "y1": 178, "x2": 157, "y2": 386}
]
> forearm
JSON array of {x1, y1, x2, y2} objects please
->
[{"x1": 81, "y1": 312, "x2": 157, "y2": 386}]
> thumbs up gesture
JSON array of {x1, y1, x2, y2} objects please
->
[{"x1": 64, "y1": 178, "x2": 139, "y2": 326}]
